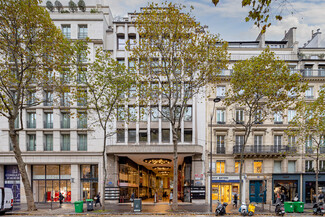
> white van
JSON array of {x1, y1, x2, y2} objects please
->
[{"x1": 0, "y1": 188, "x2": 13, "y2": 215}]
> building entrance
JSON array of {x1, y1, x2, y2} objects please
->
[{"x1": 212, "y1": 183, "x2": 239, "y2": 203}]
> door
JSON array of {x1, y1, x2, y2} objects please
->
[{"x1": 249, "y1": 181, "x2": 266, "y2": 203}]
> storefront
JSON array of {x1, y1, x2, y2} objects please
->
[
  {"x1": 303, "y1": 173, "x2": 325, "y2": 203},
  {"x1": 32, "y1": 165, "x2": 71, "y2": 203},
  {"x1": 80, "y1": 165, "x2": 98, "y2": 201},
  {"x1": 4, "y1": 165, "x2": 20, "y2": 203},
  {"x1": 272, "y1": 174, "x2": 300, "y2": 204},
  {"x1": 212, "y1": 175, "x2": 241, "y2": 204}
]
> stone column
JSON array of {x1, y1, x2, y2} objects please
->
[
  {"x1": 0, "y1": 165, "x2": 4, "y2": 187},
  {"x1": 71, "y1": 164, "x2": 80, "y2": 202}
]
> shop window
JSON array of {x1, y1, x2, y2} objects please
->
[
  {"x1": 235, "y1": 160, "x2": 240, "y2": 173},
  {"x1": 33, "y1": 165, "x2": 45, "y2": 179},
  {"x1": 184, "y1": 129, "x2": 192, "y2": 142},
  {"x1": 162, "y1": 129, "x2": 170, "y2": 143},
  {"x1": 46, "y1": 165, "x2": 59, "y2": 179},
  {"x1": 216, "y1": 161, "x2": 225, "y2": 174},
  {"x1": 305, "y1": 160, "x2": 314, "y2": 172},
  {"x1": 274, "y1": 161, "x2": 282, "y2": 173},
  {"x1": 128, "y1": 129, "x2": 136, "y2": 143},
  {"x1": 117, "y1": 129, "x2": 125, "y2": 143},
  {"x1": 81, "y1": 165, "x2": 98, "y2": 179},
  {"x1": 139, "y1": 129, "x2": 147, "y2": 143},
  {"x1": 288, "y1": 161, "x2": 296, "y2": 173},
  {"x1": 254, "y1": 160, "x2": 263, "y2": 173},
  {"x1": 80, "y1": 165, "x2": 98, "y2": 202},
  {"x1": 150, "y1": 129, "x2": 158, "y2": 143}
]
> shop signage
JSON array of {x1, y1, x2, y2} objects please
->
[
  {"x1": 191, "y1": 186, "x2": 205, "y2": 199},
  {"x1": 4, "y1": 165, "x2": 20, "y2": 180},
  {"x1": 213, "y1": 175, "x2": 241, "y2": 181},
  {"x1": 195, "y1": 174, "x2": 203, "y2": 180}
]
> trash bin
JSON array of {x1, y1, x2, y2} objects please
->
[
  {"x1": 284, "y1": 202, "x2": 294, "y2": 213},
  {"x1": 133, "y1": 198, "x2": 142, "y2": 212},
  {"x1": 86, "y1": 199, "x2": 94, "y2": 211},
  {"x1": 74, "y1": 201, "x2": 83, "y2": 213},
  {"x1": 293, "y1": 201, "x2": 304, "y2": 213}
]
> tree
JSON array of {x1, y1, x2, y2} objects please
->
[
  {"x1": 224, "y1": 49, "x2": 306, "y2": 204},
  {"x1": 129, "y1": 2, "x2": 229, "y2": 210},
  {"x1": 0, "y1": 0, "x2": 71, "y2": 211},
  {"x1": 287, "y1": 89, "x2": 325, "y2": 204},
  {"x1": 78, "y1": 0, "x2": 86, "y2": 12},
  {"x1": 212, "y1": 0, "x2": 287, "y2": 32},
  {"x1": 68, "y1": 0, "x2": 77, "y2": 13},
  {"x1": 75, "y1": 46, "x2": 135, "y2": 210},
  {"x1": 46, "y1": 1, "x2": 54, "y2": 12}
]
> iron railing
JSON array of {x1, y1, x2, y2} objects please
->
[{"x1": 233, "y1": 145, "x2": 297, "y2": 154}]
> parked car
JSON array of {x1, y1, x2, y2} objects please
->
[{"x1": 0, "y1": 187, "x2": 13, "y2": 215}]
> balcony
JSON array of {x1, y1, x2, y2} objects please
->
[{"x1": 233, "y1": 145, "x2": 296, "y2": 158}]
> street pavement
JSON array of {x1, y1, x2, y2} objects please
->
[{"x1": 6, "y1": 202, "x2": 315, "y2": 216}]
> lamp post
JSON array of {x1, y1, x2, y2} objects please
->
[{"x1": 210, "y1": 97, "x2": 221, "y2": 213}]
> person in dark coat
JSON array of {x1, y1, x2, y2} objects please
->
[
  {"x1": 59, "y1": 192, "x2": 64, "y2": 207},
  {"x1": 95, "y1": 192, "x2": 102, "y2": 207}
]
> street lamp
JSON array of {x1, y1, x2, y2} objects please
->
[{"x1": 210, "y1": 97, "x2": 221, "y2": 213}]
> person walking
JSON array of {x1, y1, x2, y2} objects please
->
[
  {"x1": 233, "y1": 193, "x2": 238, "y2": 208},
  {"x1": 130, "y1": 192, "x2": 135, "y2": 207},
  {"x1": 169, "y1": 191, "x2": 173, "y2": 204},
  {"x1": 95, "y1": 192, "x2": 102, "y2": 207},
  {"x1": 59, "y1": 192, "x2": 64, "y2": 208}
]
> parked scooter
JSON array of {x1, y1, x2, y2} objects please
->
[
  {"x1": 275, "y1": 202, "x2": 285, "y2": 216},
  {"x1": 239, "y1": 202, "x2": 248, "y2": 216},
  {"x1": 313, "y1": 202, "x2": 325, "y2": 215},
  {"x1": 248, "y1": 203, "x2": 256, "y2": 216},
  {"x1": 215, "y1": 201, "x2": 228, "y2": 216}
]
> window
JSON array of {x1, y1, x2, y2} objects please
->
[
  {"x1": 117, "y1": 106, "x2": 125, "y2": 122},
  {"x1": 254, "y1": 135, "x2": 263, "y2": 152},
  {"x1": 78, "y1": 134, "x2": 87, "y2": 151},
  {"x1": 216, "y1": 135, "x2": 225, "y2": 154},
  {"x1": 61, "y1": 25, "x2": 71, "y2": 39},
  {"x1": 61, "y1": 91, "x2": 70, "y2": 106},
  {"x1": 61, "y1": 70, "x2": 70, "y2": 84},
  {"x1": 117, "y1": 58, "x2": 125, "y2": 66},
  {"x1": 274, "y1": 135, "x2": 282, "y2": 152},
  {"x1": 150, "y1": 129, "x2": 158, "y2": 143},
  {"x1": 235, "y1": 135, "x2": 244, "y2": 153},
  {"x1": 216, "y1": 161, "x2": 225, "y2": 173},
  {"x1": 14, "y1": 116, "x2": 19, "y2": 129},
  {"x1": 319, "y1": 66, "x2": 325, "y2": 76},
  {"x1": 288, "y1": 136, "x2": 296, "y2": 147},
  {"x1": 128, "y1": 106, "x2": 137, "y2": 121},
  {"x1": 304, "y1": 66, "x2": 313, "y2": 76},
  {"x1": 184, "y1": 106, "x2": 192, "y2": 121},
  {"x1": 128, "y1": 35, "x2": 136, "y2": 49},
  {"x1": 44, "y1": 113, "x2": 53, "y2": 128},
  {"x1": 150, "y1": 106, "x2": 159, "y2": 121},
  {"x1": 117, "y1": 129, "x2": 125, "y2": 143},
  {"x1": 235, "y1": 160, "x2": 240, "y2": 173},
  {"x1": 184, "y1": 129, "x2": 192, "y2": 142},
  {"x1": 117, "y1": 35, "x2": 125, "y2": 50},
  {"x1": 254, "y1": 160, "x2": 263, "y2": 173},
  {"x1": 320, "y1": 161, "x2": 325, "y2": 172},
  {"x1": 78, "y1": 25, "x2": 88, "y2": 39},
  {"x1": 128, "y1": 85, "x2": 136, "y2": 98},
  {"x1": 274, "y1": 161, "x2": 282, "y2": 173},
  {"x1": 61, "y1": 113, "x2": 70, "y2": 129},
  {"x1": 128, "y1": 129, "x2": 136, "y2": 143},
  {"x1": 27, "y1": 112, "x2": 36, "y2": 128},
  {"x1": 288, "y1": 161, "x2": 296, "y2": 173},
  {"x1": 44, "y1": 134, "x2": 53, "y2": 151},
  {"x1": 77, "y1": 90, "x2": 87, "y2": 106},
  {"x1": 139, "y1": 129, "x2": 147, "y2": 143},
  {"x1": 274, "y1": 111, "x2": 283, "y2": 124},
  {"x1": 216, "y1": 86, "x2": 226, "y2": 98},
  {"x1": 306, "y1": 136, "x2": 313, "y2": 153},
  {"x1": 236, "y1": 110, "x2": 244, "y2": 124},
  {"x1": 27, "y1": 134, "x2": 36, "y2": 151},
  {"x1": 128, "y1": 59, "x2": 136, "y2": 72},
  {"x1": 9, "y1": 135, "x2": 19, "y2": 151},
  {"x1": 27, "y1": 91, "x2": 36, "y2": 106},
  {"x1": 305, "y1": 160, "x2": 314, "y2": 172},
  {"x1": 44, "y1": 91, "x2": 53, "y2": 106},
  {"x1": 77, "y1": 67, "x2": 86, "y2": 83},
  {"x1": 254, "y1": 109, "x2": 263, "y2": 124},
  {"x1": 78, "y1": 112, "x2": 87, "y2": 128},
  {"x1": 305, "y1": 86, "x2": 314, "y2": 98},
  {"x1": 162, "y1": 129, "x2": 170, "y2": 143},
  {"x1": 216, "y1": 110, "x2": 225, "y2": 124},
  {"x1": 61, "y1": 134, "x2": 70, "y2": 151},
  {"x1": 288, "y1": 88, "x2": 297, "y2": 98},
  {"x1": 288, "y1": 110, "x2": 296, "y2": 123},
  {"x1": 139, "y1": 106, "x2": 149, "y2": 122},
  {"x1": 161, "y1": 106, "x2": 170, "y2": 122}
]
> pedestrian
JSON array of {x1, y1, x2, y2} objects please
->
[
  {"x1": 169, "y1": 191, "x2": 173, "y2": 204},
  {"x1": 131, "y1": 192, "x2": 135, "y2": 207},
  {"x1": 276, "y1": 191, "x2": 281, "y2": 204},
  {"x1": 59, "y1": 192, "x2": 64, "y2": 208},
  {"x1": 95, "y1": 192, "x2": 102, "y2": 207},
  {"x1": 233, "y1": 193, "x2": 238, "y2": 208}
]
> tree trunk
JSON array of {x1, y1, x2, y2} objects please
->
[
  {"x1": 316, "y1": 146, "x2": 319, "y2": 204},
  {"x1": 102, "y1": 131, "x2": 107, "y2": 210},
  {"x1": 9, "y1": 118, "x2": 36, "y2": 211},
  {"x1": 172, "y1": 127, "x2": 178, "y2": 210},
  {"x1": 239, "y1": 151, "x2": 244, "y2": 205}
]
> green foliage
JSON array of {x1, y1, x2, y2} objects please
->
[
  {"x1": 78, "y1": 0, "x2": 86, "y2": 12},
  {"x1": 68, "y1": 0, "x2": 77, "y2": 13},
  {"x1": 90, "y1": 8, "x2": 99, "y2": 13},
  {"x1": 46, "y1": 1, "x2": 54, "y2": 12},
  {"x1": 54, "y1": 0, "x2": 63, "y2": 12}
]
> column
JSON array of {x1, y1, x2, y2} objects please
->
[
  {"x1": 0, "y1": 165, "x2": 4, "y2": 187},
  {"x1": 71, "y1": 164, "x2": 80, "y2": 202}
]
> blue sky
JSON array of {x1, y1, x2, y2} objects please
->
[{"x1": 108, "y1": 0, "x2": 325, "y2": 47}]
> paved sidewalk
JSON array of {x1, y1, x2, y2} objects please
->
[{"x1": 7, "y1": 202, "x2": 314, "y2": 216}]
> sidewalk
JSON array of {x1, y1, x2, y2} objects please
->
[{"x1": 8, "y1": 202, "x2": 314, "y2": 216}]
